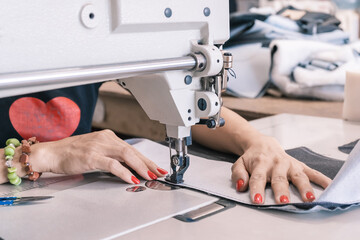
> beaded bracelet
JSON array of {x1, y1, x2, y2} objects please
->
[
  {"x1": 20, "y1": 137, "x2": 42, "y2": 181},
  {"x1": 3, "y1": 137, "x2": 42, "y2": 185},
  {"x1": 4, "y1": 138, "x2": 22, "y2": 185}
]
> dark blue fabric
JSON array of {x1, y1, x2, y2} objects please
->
[{"x1": 338, "y1": 139, "x2": 359, "y2": 154}]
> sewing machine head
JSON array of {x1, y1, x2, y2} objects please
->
[{"x1": 0, "y1": 0, "x2": 231, "y2": 184}]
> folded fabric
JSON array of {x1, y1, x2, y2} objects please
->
[
  {"x1": 225, "y1": 43, "x2": 271, "y2": 98},
  {"x1": 224, "y1": 10, "x2": 350, "y2": 99},
  {"x1": 297, "y1": 11, "x2": 341, "y2": 34},
  {"x1": 277, "y1": 6, "x2": 342, "y2": 34},
  {"x1": 265, "y1": 15, "x2": 301, "y2": 32},
  {"x1": 226, "y1": 11, "x2": 349, "y2": 48},
  {"x1": 129, "y1": 138, "x2": 360, "y2": 213},
  {"x1": 332, "y1": 0, "x2": 360, "y2": 9},
  {"x1": 227, "y1": 19, "x2": 349, "y2": 48},
  {"x1": 318, "y1": 140, "x2": 360, "y2": 205},
  {"x1": 338, "y1": 139, "x2": 360, "y2": 154},
  {"x1": 270, "y1": 40, "x2": 360, "y2": 101}
]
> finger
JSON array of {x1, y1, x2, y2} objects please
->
[
  {"x1": 249, "y1": 167, "x2": 268, "y2": 204},
  {"x1": 303, "y1": 166, "x2": 332, "y2": 189},
  {"x1": 114, "y1": 139, "x2": 168, "y2": 177},
  {"x1": 289, "y1": 169, "x2": 316, "y2": 202},
  {"x1": 117, "y1": 146, "x2": 156, "y2": 181},
  {"x1": 271, "y1": 165, "x2": 290, "y2": 204},
  {"x1": 132, "y1": 147, "x2": 168, "y2": 177},
  {"x1": 105, "y1": 138, "x2": 158, "y2": 180},
  {"x1": 94, "y1": 156, "x2": 141, "y2": 184},
  {"x1": 231, "y1": 156, "x2": 249, "y2": 192}
]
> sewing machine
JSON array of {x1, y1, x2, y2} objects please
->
[{"x1": 0, "y1": 0, "x2": 232, "y2": 183}]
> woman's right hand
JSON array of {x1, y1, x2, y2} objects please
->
[{"x1": 20, "y1": 130, "x2": 168, "y2": 184}]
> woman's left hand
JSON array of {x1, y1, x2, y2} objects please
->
[{"x1": 231, "y1": 135, "x2": 332, "y2": 204}]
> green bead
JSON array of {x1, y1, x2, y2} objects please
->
[
  {"x1": 10, "y1": 176, "x2": 21, "y2": 186},
  {"x1": 5, "y1": 144, "x2": 15, "y2": 150},
  {"x1": 4, "y1": 146, "x2": 15, "y2": 156},
  {"x1": 7, "y1": 172, "x2": 18, "y2": 180},
  {"x1": 5, "y1": 155, "x2": 13, "y2": 160},
  {"x1": 7, "y1": 167, "x2": 17, "y2": 173},
  {"x1": 6, "y1": 138, "x2": 20, "y2": 147}
]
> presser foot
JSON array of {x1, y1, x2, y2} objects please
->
[{"x1": 165, "y1": 154, "x2": 190, "y2": 184}]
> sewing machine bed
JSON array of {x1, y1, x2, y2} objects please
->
[{"x1": 0, "y1": 172, "x2": 218, "y2": 239}]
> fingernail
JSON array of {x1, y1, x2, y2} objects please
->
[
  {"x1": 236, "y1": 179, "x2": 244, "y2": 191},
  {"x1": 306, "y1": 192, "x2": 315, "y2": 201},
  {"x1": 254, "y1": 193, "x2": 263, "y2": 204},
  {"x1": 148, "y1": 171, "x2": 158, "y2": 180},
  {"x1": 157, "y1": 168, "x2": 168, "y2": 175},
  {"x1": 131, "y1": 176, "x2": 140, "y2": 184},
  {"x1": 280, "y1": 195, "x2": 289, "y2": 203}
]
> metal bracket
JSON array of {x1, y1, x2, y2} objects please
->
[{"x1": 174, "y1": 199, "x2": 236, "y2": 222}]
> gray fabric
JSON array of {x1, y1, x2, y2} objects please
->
[
  {"x1": 338, "y1": 139, "x2": 359, "y2": 154},
  {"x1": 286, "y1": 147, "x2": 344, "y2": 180}
]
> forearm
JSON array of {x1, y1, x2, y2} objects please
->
[{"x1": 192, "y1": 107, "x2": 262, "y2": 156}]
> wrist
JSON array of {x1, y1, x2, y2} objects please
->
[
  {"x1": 29, "y1": 143, "x2": 51, "y2": 173},
  {"x1": 233, "y1": 130, "x2": 263, "y2": 153}
]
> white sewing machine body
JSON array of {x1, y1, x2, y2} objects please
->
[{"x1": 0, "y1": 0, "x2": 231, "y2": 183}]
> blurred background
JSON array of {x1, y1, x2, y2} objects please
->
[{"x1": 232, "y1": 0, "x2": 360, "y2": 42}]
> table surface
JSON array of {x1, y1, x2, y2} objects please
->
[{"x1": 122, "y1": 114, "x2": 360, "y2": 240}]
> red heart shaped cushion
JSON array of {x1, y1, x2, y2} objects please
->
[{"x1": 9, "y1": 97, "x2": 81, "y2": 142}]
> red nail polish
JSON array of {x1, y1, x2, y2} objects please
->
[
  {"x1": 131, "y1": 176, "x2": 140, "y2": 184},
  {"x1": 280, "y1": 195, "x2": 289, "y2": 203},
  {"x1": 254, "y1": 193, "x2": 263, "y2": 204},
  {"x1": 306, "y1": 192, "x2": 315, "y2": 201},
  {"x1": 157, "y1": 168, "x2": 168, "y2": 175},
  {"x1": 148, "y1": 171, "x2": 158, "y2": 180},
  {"x1": 236, "y1": 179, "x2": 244, "y2": 191}
]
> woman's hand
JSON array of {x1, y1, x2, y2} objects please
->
[
  {"x1": 192, "y1": 107, "x2": 332, "y2": 205},
  {"x1": 21, "y1": 130, "x2": 168, "y2": 184},
  {"x1": 231, "y1": 135, "x2": 332, "y2": 204}
]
